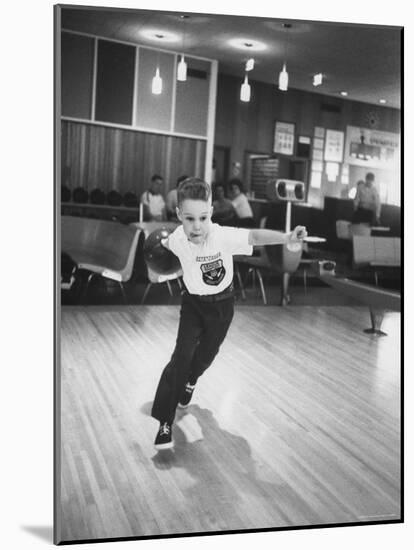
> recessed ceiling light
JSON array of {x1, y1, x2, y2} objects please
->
[
  {"x1": 140, "y1": 29, "x2": 180, "y2": 43},
  {"x1": 228, "y1": 38, "x2": 267, "y2": 52},
  {"x1": 379, "y1": 99, "x2": 387, "y2": 104},
  {"x1": 340, "y1": 91, "x2": 348, "y2": 96}
]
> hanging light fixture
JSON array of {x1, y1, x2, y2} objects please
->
[
  {"x1": 240, "y1": 74, "x2": 251, "y2": 102},
  {"x1": 177, "y1": 55, "x2": 187, "y2": 81},
  {"x1": 245, "y1": 58, "x2": 255, "y2": 72},
  {"x1": 278, "y1": 23, "x2": 291, "y2": 92},
  {"x1": 177, "y1": 14, "x2": 189, "y2": 82},
  {"x1": 152, "y1": 66, "x2": 162, "y2": 94},
  {"x1": 313, "y1": 73, "x2": 323, "y2": 86},
  {"x1": 278, "y1": 63, "x2": 288, "y2": 91}
]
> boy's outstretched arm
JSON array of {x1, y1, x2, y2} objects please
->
[{"x1": 248, "y1": 225, "x2": 307, "y2": 246}]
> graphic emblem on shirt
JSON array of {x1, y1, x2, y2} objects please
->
[{"x1": 200, "y1": 259, "x2": 226, "y2": 286}]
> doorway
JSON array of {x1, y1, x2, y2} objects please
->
[{"x1": 213, "y1": 145, "x2": 230, "y2": 184}]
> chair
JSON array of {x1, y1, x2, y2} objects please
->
[
  {"x1": 141, "y1": 267, "x2": 183, "y2": 304},
  {"x1": 83, "y1": 225, "x2": 141, "y2": 302},
  {"x1": 61, "y1": 252, "x2": 77, "y2": 291},
  {"x1": 133, "y1": 222, "x2": 183, "y2": 304},
  {"x1": 234, "y1": 217, "x2": 271, "y2": 304},
  {"x1": 336, "y1": 220, "x2": 352, "y2": 240},
  {"x1": 61, "y1": 217, "x2": 141, "y2": 303}
]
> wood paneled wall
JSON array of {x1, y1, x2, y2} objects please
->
[
  {"x1": 61, "y1": 121, "x2": 206, "y2": 196},
  {"x1": 214, "y1": 73, "x2": 401, "y2": 185}
]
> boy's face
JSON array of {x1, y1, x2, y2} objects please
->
[{"x1": 176, "y1": 199, "x2": 213, "y2": 244}]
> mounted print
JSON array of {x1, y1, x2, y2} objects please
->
[
  {"x1": 55, "y1": 4, "x2": 402, "y2": 545},
  {"x1": 273, "y1": 121, "x2": 295, "y2": 155}
]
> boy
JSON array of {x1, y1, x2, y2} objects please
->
[{"x1": 151, "y1": 177, "x2": 306, "y2": 450}]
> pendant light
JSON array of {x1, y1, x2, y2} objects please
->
[
  {"x1": 152, "y1": 68, "x2": 162, "y2": 95},
  {"x1": 177, "y1": 55, "x2": 187, "y2": 81},
  {"x1": 278, "y1": 63, "x2": 288, "y2": 91},
  {"x1": 278, "y1": 23, "x2": 291, "y2": 92},
  {"x1": 240, "y1": 74, "x2": 251, "y2": 102},
  {"x1": 313, "y1": 73, "x2": 323, "y2": 86},
  {"x1": 177, "y1": 14, "x2": 189, "y2": 82},
  {"x1": 152, "y1": 51, "x2": 163, "y2": 95},
  {"x1": 245, "y1": 58, "x2": 255, "y2": 72}
]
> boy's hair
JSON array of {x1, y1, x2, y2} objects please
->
[
  {"x1": 177, "y1": 177, "x2": 211, "y2": 206},
  {"x1": 176, "y1": 174, "x2": 188, "y2": 188},
  {"x1": 366, "y1": 172, "x2": 375, "y2": 182},
  {"x1": 151, "y1": 174, "x2": 163, "y2": 182}
]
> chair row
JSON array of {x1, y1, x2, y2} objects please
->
[
  {"x1": 62, "y1": 186, "x2": 139, "y2": 207},
  {"x1": 61, "y1": 216, "x2": 183, "y2": 305}
]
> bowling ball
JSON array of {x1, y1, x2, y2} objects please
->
[{"x1": 143, "y1": 228, "x2": 181, "y2": 275}]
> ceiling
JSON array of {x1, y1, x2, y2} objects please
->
[{"x1": 60, "y1": 6, "x2": 402, "y2": 109}]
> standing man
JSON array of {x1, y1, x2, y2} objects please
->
[
  {"x1": 353, "y1": 172, "x2": 381, "y2": 225},
  {"x1": 140, "y1": 174, "x2": 166, "y2": 221}
]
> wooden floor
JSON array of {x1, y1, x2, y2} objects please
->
[{"x1": 57, "y1": 304, "x2": 401, "y2": 542}]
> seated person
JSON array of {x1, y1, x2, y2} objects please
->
[
  {"x1": 166, "y1": 175, "x2": 188, "y2": 221},
  {"x1": 228, "y1": 178, "x2": 255, "y2": 227},
  {"x1": 140, "y1": 174, "x2": 166, "y2": 221},
  {"x1": 212, "y1": 182, "x2": 237, "y2": 225}
]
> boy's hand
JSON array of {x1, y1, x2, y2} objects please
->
[{"x1": 289, "y1": 225, "x2": 307, "y2": 243}]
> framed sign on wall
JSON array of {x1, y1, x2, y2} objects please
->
[
  {"x1": 324, "y1": 129, "x2": 345, "y2": 162},
  {"x1": 273, "y1": 121, "x2": 295, "y2": 155}
]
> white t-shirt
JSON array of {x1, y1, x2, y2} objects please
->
[
  {"x1": 141, "y1": 191, "x2": 166, "y2": 219},
  {"x1": 168, "y1": 223, "x2": 253, "y2": 295},
  {"x1": 231, "y1": 194, "x2": 253, "y2": 218}
]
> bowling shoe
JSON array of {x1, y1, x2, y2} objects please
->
[
  {"x1": 178, "y1": 382, "x2": 196, "y2": 408},
  {"x1": 154, "y1": 422, "x2": 173, "y2": 450}
]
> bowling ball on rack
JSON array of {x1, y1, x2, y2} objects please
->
[{"x1": 143, "y1": 227, "x2": 181, "y2": 275}]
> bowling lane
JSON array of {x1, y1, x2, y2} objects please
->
[{"x1": 58, "y1": 304, "x2": 400, "y2": 542}]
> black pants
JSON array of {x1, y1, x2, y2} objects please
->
[
  {"x1": 151, "y1": 292, "x2": 235, "y2": 424},
  {"x1": 352, "y1": 207, "x2": 375, "y2": 225}
]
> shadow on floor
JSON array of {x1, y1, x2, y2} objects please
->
[{"x1": 20, "y1": 525, "x2": 53, "y2": 543}]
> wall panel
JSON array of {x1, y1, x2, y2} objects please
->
[
  {"x1": 135, "y1": 49, "x2": 174, "y2": 131},
  {"x1": 95, "y1": 40, "x2": 136, "y2": 124},
  {"x1": 61, "y1": 32, "x2": 94, "y2": 119},
  {"x1": 174, "y1": 59, "x2": 210, "y2": 135},
  {"x1": 61, "y1": 121, "x2": 205, "y2": 198}
]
